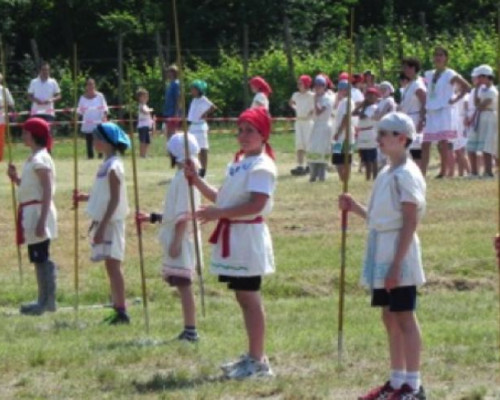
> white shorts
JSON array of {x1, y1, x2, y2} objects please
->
[
  {"x1": 189, "y1": 123, "x2": 209, "y2": 149},
  {"x1": 294, "y1": 120, "x2": 313, "y2": 151},
  {"x1": 89, "y1": 220, "x2": 126, "y2": 262}
]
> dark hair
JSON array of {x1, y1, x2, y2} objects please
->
[
  {"x1": 96, "y1": 124, "x2": 128, "y2": 155},
  {"x1": 169, "y1": 153, "x2": 176, "y2": 168},
  {"x1": 31, "y1": 134, "x2": 48, "y2": 148},
  {"x1": 402, "y1": 57, "x2": 421, "y2": 73},
  {"x1": 434, "y1": 46, "x2": 449, "y2": 58},
  {"x1": 39, "y1": 61, "x2": 50, "y2": 70},
  {"x1": 399, "y1": 72, "x2": 409, "y2": 81},
  {"x1": 115, "y1": 143, "x2": 128, "y2": 155}
]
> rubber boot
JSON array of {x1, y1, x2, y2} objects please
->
[
  {"x1": 20, "y1": 264, "x2": 46, "y2": 315},
  {"x1": 42, "y1": 260, "x2": 57, "y2": 312}
]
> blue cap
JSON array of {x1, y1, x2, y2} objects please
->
[{"x1": 93, "y1": 122, "x2": 131, "y2": 150}]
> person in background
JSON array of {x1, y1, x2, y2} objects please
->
[{"x1": 0, "y1": 72, "x2": 15, "y2": 162}]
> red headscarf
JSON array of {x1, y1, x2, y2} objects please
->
[
  {"x1": 23, "y1": 117, "x2": 52, "y2": 151},
  {"x1": 249, "y1": 76, "x2": 272, "y2": 97},
  {"x1": 298, "y1": 74, "x2": 312, "y2": 89},
  {"x1": 338, "y1": 72, "x2": 350, "y2": 81},
  {"x1": 234, "y1": 107, "x2": 275, "y2": 162}
]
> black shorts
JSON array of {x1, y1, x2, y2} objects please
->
[
  {"x1": 138, "y1": 127, "x2": 151, "y2": 144},
  {"x1": 332, "y1": 153, "x2": 352, "y2": 165},
  {"x1": 218, "y1": 275, "x2": 262, "y2": 291},
  {"x1": 359, "y1": 148, "x2": 377, "y2": 163},
  {"x1": 27, "y1": 239, "x2": 50, "y2": 263},
  {"x1": 371, "y1": 285, "x2": 417, "y2": 312},
  {"x1": 410, "y1": 149, "x2": 422, "y2": 160}
]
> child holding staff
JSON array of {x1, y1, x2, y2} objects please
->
[
  {"x1": 137, "y1": 132, "x2": 201, "y2": 342},
  {"x1": 185, "y1": 106, "x2": 276, "y2": 379},
  {"x1": 73, "y1": 122, "x2": 131, "y2": 324},
  {"x1": 339, "y1": 112, "x2": 426, "y2": 400},
  {"x1": 7, "y1": 118, "x2": 58, "y2": 315}
]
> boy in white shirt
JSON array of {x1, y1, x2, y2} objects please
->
[{"x1": 27, "y1": 62, "x2": 61, "y2": 122}]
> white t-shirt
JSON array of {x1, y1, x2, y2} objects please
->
[
  {"x1": 356, "y1": 104, "x2": 378, "y2": 149},
  {"x1": 425, "y1": 68, "x2": 457, "y2": 110},
  {"x1": 137, "y1": 103, "x2": 153, "y2": 129},
  {"x1": 351, "y1": 87, "x2": 365, "y2": 104},
  {"x1": 251, "y1": 92, "x2": 269, "y2": 110},
  {"x1": 400, "y1": 78, "x2": 426, "y2": 115},
  {"x1": 0, "y1": 85, "x2": 15, "y2": 124},
  {"x1": 86, "y1": 156, "x2": 129, "y2": 221},
  {"x1": 78, "y1": 93, "x2": 108, "y2": 133},
  {"x1": 28, "y1": 77, "x2": 61, "y2": 116},
  {"x1": 334, "y1": 97, "x2": 355, "y2": 143},
  {"x1": 314, "y1": 94, "x2": 334, "y2": 123},
  {"x1": 187, "y1": 96, "x2": 213, "y2": 123},
  {"x1": 291, "y1": 91, "x2": 314, "y2": 119},
  {"x1": 18, "y1": 148, "x2": 57, "y2": 244}
]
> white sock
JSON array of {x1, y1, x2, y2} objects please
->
[
  {"x1": 406, "y1": 371, "x2": 421, "y2": 391},
  {"x1": 390, "y1": 370, "x2": 406, "y2": 389}
]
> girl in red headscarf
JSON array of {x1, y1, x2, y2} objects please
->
[
  {"x1": 249, "y1": 76, "x2": 272, "y2": 110},
  {"x1": 289, "y1": 75, "x2": 314, "y2": 175},
  {"x1": 7, "y1": 117, "x2": 58, "y2": 316},
  {"x1": 185, "y1": 106, "x2": 276, "y2": 380}
]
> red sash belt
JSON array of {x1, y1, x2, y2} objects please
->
[
  {"x1": 16, "y1": 200, "x2": 42, "y2": 245},
  {"x1": 209, "y1": 216, "x2": 264, "y2": 258}
]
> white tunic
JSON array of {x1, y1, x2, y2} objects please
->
[
  {"x1": 399, "y1": 78, "x2": 426, "y2": 149},
  {"x1": 0, "y1": 85, "x2": 15, "y2": 124},
  {"x1": 137, "y1": 103, "x2": 153, "y2": 129},
  {"x1": 362, "y1": 159, "x2": 426, "y2": 289},
  {"x1": 159, "y1": 168, "x2": 201, "y2": 279},
  {"x1": 478, "y1": 85, "x2": 498, "y2": 156},
  {"x1": 356, "y1": 104, "x2": 378, "y2": 149},
  {"x1": 86, "y1": 156, "x2": 129, "y2": 222},
  {"x1": 307, "y1": 94, "x2": 334, "y2": 163},
  {"x1": 291, "y1": 91, "x2": 314, "y2": 119},
  {"x1": 210, "y1": 154, "x2": 276, "y2": 277},
  {"x1": 251, "y1": 92, "x2": 269, "y2": 110},
  {"x1": 187, "y1": 96, "x2": 213, "y2": 134},
  {"x1": 333, "y1": 97, "x2": 356, "y2": 153},
  {"x1": 28, "y1": 77, "x2": 61, "y2": 116},
  {"x1": 77, "y1": 93, "x2": 108, "y2": 134},
  {"x1": 18, "y1": 149, "x2": 57, "y2": 245},
  {"x1": 425, "y1": 68, "x2": 457, "y2": 111}
]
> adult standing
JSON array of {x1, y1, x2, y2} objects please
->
[
  {"x1": 0, "y1": 72, "x2": 15, "y2": 162},
  {"x1": 27, "y1": 62, "x2": 61, "y2": 123},
  {"x1": 162, "y1": 65, "x2": 181, "y2": 139},
  {"x1": 422, "y1": 47, "x2": 470, "y2": 178},
  {"x1": 77, "y1": 78, "x2": 108, "y2": 159}
]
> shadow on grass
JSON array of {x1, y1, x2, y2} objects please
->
[{"x1": 133, "y1": 371, "x2": 225, "y2": 393}]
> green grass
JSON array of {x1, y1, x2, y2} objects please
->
[{"x1": 0, "y1": 132, "x2": 499, "y2": 399}]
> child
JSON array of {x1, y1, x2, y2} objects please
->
[
  {"x1": 73, "y1": 122, "x2": 131, "y2": 324},
  {"x1": 138, "y1": 133, "x2": 201, "y2": 341},
  {"x1": 249, "y1": 76, "x2": 271, "y2": 110},
  {"x1": 332, "y1": 80, "x2": 355, "y2": 183},
  {"x1": 465, "y1": 69, "x2": 481, "y2": 177},
  {"x1": 307, "y1": 75, "x2": 334, "y2": 182},
  {"x1": 399, "y1": 58, "x2": 427, "y2": 171},
  {"x1": 374, "y1": 81, "x2": 397, "y2": 120},
  {"x1": 289, "y1": 75, "x2": 314, "y2": 176},
  {"x1": 187, "y1": 80, "x2": 216, "y2": 178},
  {"x1": 185, "y1": 106, "x2": 276, "y2": 379},
  {"x1": 339, "y1": 112, "x2": 426, "y2": 400},
  {"x1": 467, "y1": 64, "x2": 498, "y2": 178},
  {"x1": 136, "y1": 88, "x2": 154, "y2": 158},
  {"x1": 353, "y1": 87, "x2": 379, "y2": 181},
  {"x1": 7, "y1": 118, "x2": 57, "y2": 315},
  {"x1": 447, "y1": 93, "x2": 470, "y2": 177}
]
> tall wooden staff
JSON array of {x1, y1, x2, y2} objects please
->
[
  {"x1": 496, "y1": 4, "x2": 500, "y2": 364},
  {"x1": 127, "y1": 74, "x2": 151, "y2": 333},
  {"x1": 71, "y1": 44, "x2": 80, "y2": 314},
  {"x1": 337, "y1": 8, "x2": 354, "y2": 366},
  {"x1": 172, "y1": 0, "x2": 206, "y2": 316},
  {"x1": 0, "y1": 38, "x2": 23, "y2": 283}
]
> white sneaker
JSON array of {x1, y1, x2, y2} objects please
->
[
  {"x1": 220, "y1": 354, "x2": 249, "y2": 374},
  {"x1": 225, "y1": 356, "x2": 274, "y2": 380}
]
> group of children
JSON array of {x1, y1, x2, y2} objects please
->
[
  {"x1": 6, "y1": 50, "x2": 497, "y2": 397},
  {"x1": 288, "y1": 47, "x2": 498, "y2": 183}
]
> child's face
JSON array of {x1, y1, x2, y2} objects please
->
[
  {"x1": 249, "y1": 84, "x2": 258, "y2": 94},
  {"x1": 237, "y1": 121, "x2": 264, "y2": 155},
  {"x1": 478, "y1": 76, "x2": 489, "y2": 86},
  {"x1": 21, "y1": 130, "x2": 34, "y2": 148},
  {"x1": 190, "y1": 87, "x2": 200, "y2": 97},
  {"x1": 93, "y1": 137, "x2": 111, "y2": 154},
  {"x1": 433, "y1": 50, "x2": 448, "y2": 68},
  {"x1": 139, "y1": 93, "x2": 149, "y2": 103},
  {"x1": 366, "y1": 92, "x2": 378, "y2": 104},
  {"x1": 314, "y1": 84, "x2": 326, "y2": 95},
  {"x1": 377, "y1": 130, "x2": 407, "y2": 156},
  {"x1": 297, "y1": 81, "x2": 306, "y2": 91}
]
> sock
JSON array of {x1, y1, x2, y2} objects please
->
[
  {"x1": 184, "y1": 325, "x2": 196, "y2": 332},
  {"x1": 199, "y1": 168, "x2": 206, "y2": 178},
  {"x1": 390, "y1": 370, "x2": 406, "y2": 389},
  {"x1": 406, "y1": 371, "x2": 421, "y2": 391},
  {"x1": 114, "y1": 306, "x2": 126, "y2": 314}
]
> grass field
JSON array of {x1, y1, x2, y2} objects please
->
[{"x1": 0, "y1": 130, "x2": 499, "y2": 399}]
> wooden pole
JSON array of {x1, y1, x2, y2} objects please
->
[
  {"x1": 1, "y1": 37, "x2": 23, "y2": 284},
  {"x1": 72, "y1": 44, "x2": 80, "y2": 315},
  {"x1": 172, "y1": 0, "x2": 206, "y2": 317},
  {"x1": 338, "y1": 8, "x2": 354, "y2": 366},
  {"x1": 496, "y1": 3, "x2": 500, "y2": 370},
  {"x1": 127, "y1": 71, "x2": 151, "y2": 334}
]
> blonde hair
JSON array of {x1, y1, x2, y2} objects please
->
[{"x1": 136, "y1": 87, "x2": 149, "y2": 100}]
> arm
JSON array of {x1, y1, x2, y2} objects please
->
[
  {"x1": 201, "y1": 104, "x2": 217, "y2": 119},
  {"x1": 196, "y1": 192, "x2": 269, "y2": 223},
  {"x1": 415, "y1": 88, "x2": 427, "y2": 132},
  {"x1": 288, "y1": 98, "x2": 296, "y2": 110},
  {"x1": 35, "y1": 168, "x2": 52, "y2": 237},
  {"x1": 385, "y1": 202, "x2": 418, "y2": 290},
  {"x1": 449, "y1": 75, "x2": 471, "y2": 105},
  {"x1": 169, "y1": 220, "x2": 187, "y2": 258},
  {"x1": 51, "y1": 92, "x2": 62, "y2": 103},
  {"x1": 184, "y1": 161, "x2": 218, "y2": 202},
  {"x1": 338, "y1": 193, "x2": 367, "y2": 219},
  {"x1": 477, "y1": 98, "x2": 493, "y2": 111},
  {"x1": 93, "y1": 170, "x2": 120, "y2": 243},
  {"x1": 7, "y1": 163, "x2": 20, "y2": 185}
]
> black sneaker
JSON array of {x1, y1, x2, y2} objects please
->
[
  {"x1": 290, "y1": 166, "x2": 305, "y2": 176},
  {"x1": 177, "y1": 329, "x2": 199, "y2": 343},
  {"x1": 103, "y1": 310, "x2": 130, "y2": 325},
  {"x1": 415, "y1": 386, "x2": 426, "y2": 400}
]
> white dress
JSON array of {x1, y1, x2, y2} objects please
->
[
  {"x1": 77, "y1": 93, "x2": 108, "y2": 134},
  {"x1": 291, "y1": 91, "x2": 314, "y2": 151},
  {"x1": 159, "y1": 168, "x2": 201, "y2": 280},
  {"x1": 86, "y1": 156, "x2": 129, "y2": 262},
  {"x1": 424, "y1": 68, "x2": 458, "y2": 142},
  {"x1": 362, "y1": 158, "x2": 426, "y2": 289},
  {"x1": 356, "y1": 104, "x2": 378, "y2": 150},
  {"x1": 332, "y1": 97, "x2": 356, "y2": 154},
  {"x1": 187, "y1": 96, "x2": 214, "y2": 149},
  {"x1": 251, "y1": 92, "x2": 269, "y2": 110},
  {"x1": 477, "y1": 85, "x2": 498, "y2": 156},
  {"x1": 307, "y1": 94, "x2": 334, "y2": 163},
  {"x1": 18, "y1": 149, "x2": 57, "y2": 245},
  {"x1": 210, "y1": 154, "x2": 276, "y2": 277},
  {"x1": 399, "y1": 78, "x2": 426, "y2": 150}
]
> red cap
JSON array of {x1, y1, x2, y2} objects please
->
[
  {"x1": 366, "y1": 87, "x2": 380, "y2": 96},
  {"x1": 23, "y1": 117, "x2": 52, "y2": 151},
  {"x1": 338, "y1": 72, "x2": 349, "y2": 81},
  {"x1": 249, "y1": 76, "x2": 272, "y2": 97}
]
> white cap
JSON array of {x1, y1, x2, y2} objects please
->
[
  {"x1": 471, "y1": 67, "x2": 480, "y2": 78},
  {"x1": 167, "y1": 132, "x2": 199, "y2": 163},
  {"x1": 379, "y1": 81, "x2": 395, "y2": 94},
  {"x1": 475, "y1": 64, "x2": 494, "y2": 77},
  {"x1": 377, "y1": 112, "x2": 416, "y2": 141}
]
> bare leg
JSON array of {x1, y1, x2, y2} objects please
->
[
  {"x1": 468, "y1": 152, "x2": 478, "y2": 175},
  {"x1": 395, "y1": 311, "x2": 422, "y2": 373},
  {"x1": 437, "y1": 140, "x2": 450, "y2": 177},
  {"x1": 420, "y1": 142, "x2": 431, "y2": 177},
  {"x1": 297, "y1": 149, "x2": 305, "y2": 166},
  {"x1": 105, "y1": 258, "x2": 126, "y2": 309},
  {"x1": 382, "y1": 308, "x2": 406, "y2": 371},
  {"x1": 235, "y1": 290, "x2": 266, "y2": 362},
  {"x1": 177, "y1": 284, "x2": 196, "y2": 327},
  {"x1": 484, "y1": 153, "x2": 493, "y2": 175}
]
